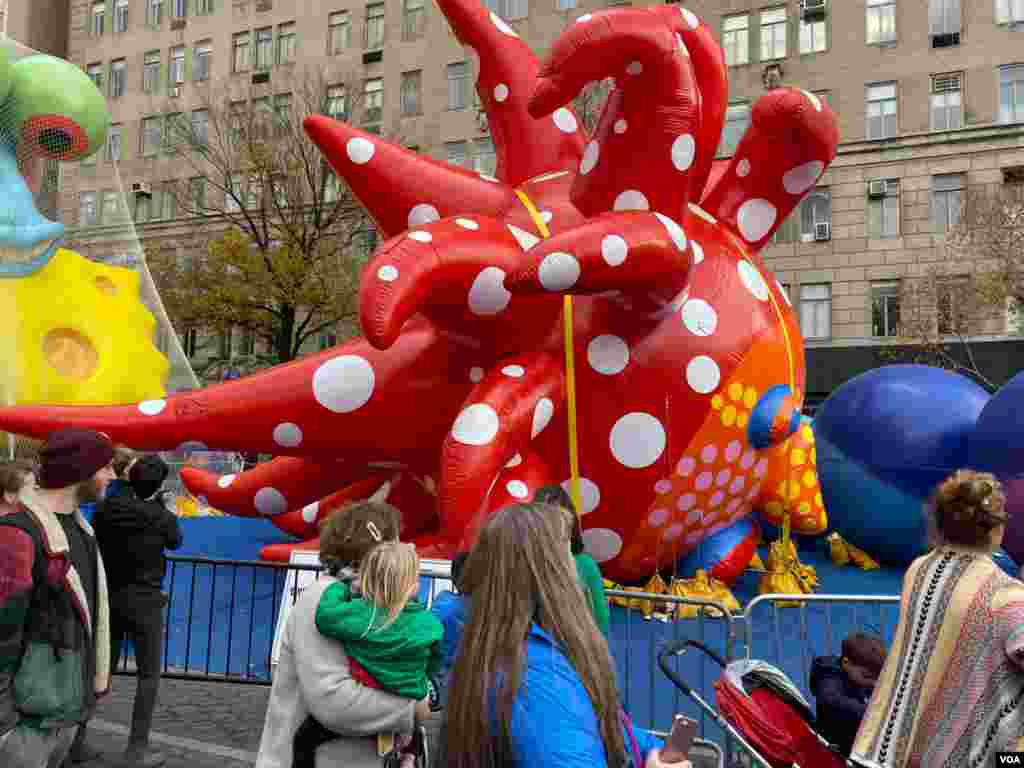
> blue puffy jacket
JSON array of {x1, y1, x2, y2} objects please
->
[
  {"x1": 430, "y1": 591, "x2": 468, "y2": 707},
  {"x1": 495, "y1": 624, "x2": 662, "y2": 767}
]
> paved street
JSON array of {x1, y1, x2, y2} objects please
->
[{"x1": 84, "y1": 674, "x2": 270, "y2": 767}]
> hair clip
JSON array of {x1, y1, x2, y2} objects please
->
[{"x1": 367, "y1": 521, "x2": 382, "y2": 542}]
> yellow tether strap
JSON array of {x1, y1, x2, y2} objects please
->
[
  {"x1": 764, "y1": 267, "x2": 797, "y2": 547},
  {"x1": 514, "y1": 188, "x2": 583, "y2": 519}
]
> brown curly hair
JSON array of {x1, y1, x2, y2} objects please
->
[
  {"x1": 930, "y1": 469, "x2": 1008, "y2": 550},
  {"x1": 0, "y1": 460, "x2": 32, "y2": 496},
  {"x1": 318, "y1": 500, "x2": 401, "y2": 574}
]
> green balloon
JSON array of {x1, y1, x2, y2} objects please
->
[
  {"x1": 0, "y1": 44, "x2": 14, "y2": 106},
  {"x1": 7, "y1": 54, "x2": 111, "y2": 160}
]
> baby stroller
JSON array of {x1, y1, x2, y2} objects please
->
[{"x1": 658, "y1": 640, "x2": 851, "y2": 768}]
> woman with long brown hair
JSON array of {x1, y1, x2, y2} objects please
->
[{"x1": 444, "y1": 502, "x2": 680, "y2": 768}]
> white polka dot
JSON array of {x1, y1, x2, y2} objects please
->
[
  {"x1": 580, "y1": 140, "x2": 600, "y2": 175},
  {"x1": 626, "y1": 61, "x2": 643, "y2": 76},
  {"x1": 754, "y1": 458, "x2": 769, "y2": 477},
  {"x1": 456, "y1": 218, "x2": 479, "y2": 230},
  {"x1": 506, "y1": 453, "x2": 523, "y2": 467},
  {"x1": 552, "y1": 108, "x2": 578, "y2": 133},
  {"x1": 507, "y1": 224, "x2": 540, "y2": 251},
  {"x1": 777, "y1": 280, "x2": 792, "y2": 307},
  {"x1": 479, "y1": 173, "x2": 499, "y2": 183},
  {"x1": 685, "y1": 508, "x2": 703, "y2": 525},
  {"x1": 587, "y1": 334, "x2": 629, "y2": 375},
  {"x1": 737, "y1": 260, "x2": 770, "y2": 301},
  {"x1": 701, "y1": 444, "x2": 717, "y2": 463},
  {"x1": 685, "y1": 355, "x2": 720, "y2": 394},
  {"x1": 678, "y1": 493, "x2": 697, "y2": 511},
  {"x1": 506, "y1": 480, "x2": 529, "y2": 499},
  {"x1": 737, "y1": 158, "x2": 751, "y2": 178},
  {"x1": 601, "y1": 234, "x2": 628, "y2": 266},
  {"x1": 531, "y1": 397, "x2": 555, "y2": 438},
  {"x1": 301, "y1": 502, "x2": 320, "y2": 524},
  {"x1": 709, "y1": 490, "x2": 725, "y2": 508},
  {"x1": 138, "y1": 399, "x2": 166, "y2": 416},
  {"x1": 540, "y1": 210, "x2": 553, "y2": 224},
  {"x1": 688, "y1": 203, "x2": 718, "y2": 224},
  {"x1": 501, "y1": 365, "x2": 525, "y2": 377},
  {"x1": 217, "y1": 474, "x2": 236, "y2": 489},
  {"x1": 469, "y1": 366, "x2": 485, "y2": 383},
  {"x1": 254, "y1": 487, "x2": 288, "y2": 516},
  {"x1": 452, "y1": 403, "x2": 500, "y2": 446},
  {"x1": 671, "y1": 134, "x2": 696, "y2": 172},
  {"x1": 649, "y1": 507, "x2": 670, "y2": 526},
  {"x1": 716, "y1": 469, "x2": 731, "y2": 487},
  {"x1": 725, "y1": 440, "x2": 742, "y2": 462},
  {"x1": 489, "y1": 11, "x2": 518, "y2": 36},
  {"x1": 691, "y1": 240, "x2": 704, "y2": 264},
  {"x1": 654, "y1": 212, "x2": 687, "y2": 251},
  {"x1": 313, "y1": 355, "x2": 376, "y2": 413},
  {"x1": 609, "y1": 412, "x2": 666, "y2": 469},
  {"x1": 682, "y1": 298, "x2": 718, "y2": 336},
  {"x1": 613, "y1": 119, "x2": 628, "y2": 134},
  {"x1": 655, "y1": 478, "x2": 673, "y2": 494},
  {"x1": 538, "y1": 252, "x2": 581, "y2": 291},
  {"x1": 273, "y1": 422, "x2": 303, "y2": 448},
  {"x1": 662, "y1": 523, "x2": 685, "y2": 542},
  {"x1": 730, "y1": 476, "x2": 746, "y2": 494},
  {"x1": 576, "y1": 12, "x2": 592, "y2": 22},
  {"x1": 493, "y1": 83, "x2": 510, "y2": 102},
  {"x1": 680, "y1": 7, "x2": 699, "y2": 28},
  {"x1": 346, "y1": 137, "x2": 375, "y2": 164},
  {"x1": 468, "y1": 267, "x2": 512, "y2": 315},
  {"x1": 377, "y1": 265, "x2": 399, "y2": 281},
  {"x1": 677, "y1": 456, "x2": 696, "y2": 476},
  {"x1": 613, "y1": 190, "x2": 650, "y2": 211},
  {"x1": 408, "y1": 203, "x2": 440, "y2": 227},
  {"x1": 695, "y1": 471, "x2": 713, "y2": 491},
  {"x1": 801, "y1": 89, "x2": 822, "y2": 112},
  {"x1": 559, "y1": 477, "x2": 601, "y2": 514},
  {"x1": 408, "y1": 230, "x2": 432, "y2": 243},
  {"x1": 740, "y1": 450, "x2": 756, "y2": 470},
  {"x1": 783, "y1": 160, "x2": 825, "y2": 196},
  {"x1": 583, "y1": 528, "x2": 622, "y2": 563},
  {"x1": 737, "y1": 199, "x2": 778, "y2": 243}
]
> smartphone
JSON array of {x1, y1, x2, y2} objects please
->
[{"x1": 661, "y1": 715, "x2": 697, "y2": 762}]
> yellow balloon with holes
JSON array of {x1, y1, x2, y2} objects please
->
[{"x1": 0, "y1": 248, "x2": 169, "y2": 405}]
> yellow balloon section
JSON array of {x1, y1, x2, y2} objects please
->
[{"x1": 0, "y1": 247, "x2": 169, "y2": 405}]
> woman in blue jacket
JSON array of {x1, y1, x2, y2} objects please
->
[{"x1": 444, "y1": 502, "x2": 681, "y2": 768}]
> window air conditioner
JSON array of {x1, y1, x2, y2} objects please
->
[
  {"x1": 169, "y1": 86, "x2": 181, "y2": 97},
  {"x1": 868, "y1": 180, "x2": 887, "y2": 198},
  {"x1": 131, "y1": 182, "x2": 153, "y2": 197},
  {"x1": 814, "y1": 221, "x2": 831, "y2": 241},
  {"x1": 800, "y1": 0, "x2": 826, "y2": 20}
]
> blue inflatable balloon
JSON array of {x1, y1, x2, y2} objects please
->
[{"x1": 815, "y1": 365, "x2": 990, "y2": 565}]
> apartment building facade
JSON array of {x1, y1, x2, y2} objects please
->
[
  {"x1": 6, "y1": 0, "x2": 70, "y2": 56},
  {"x1": 57, "y1": 0, "x2": 1024, "y2": 391}
]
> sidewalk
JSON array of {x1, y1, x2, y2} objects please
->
[{"x1": 83, "y1": 674, "x2": 270, "y2": 767}]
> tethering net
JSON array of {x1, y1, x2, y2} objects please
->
[{"x1": 1, "y1": 37, "x2": 241, "y2": 511}]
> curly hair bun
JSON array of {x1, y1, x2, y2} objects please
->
[{"x1": 934, "y1": 470, "x2": 1007, "y2": 545}]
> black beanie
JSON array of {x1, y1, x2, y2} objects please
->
[
  {"x1": 38, "y1": 429, "x2": 114, "y2": 490},
  {"x1": 129, "y1": 455, "x2": 169, "y2": 501}
]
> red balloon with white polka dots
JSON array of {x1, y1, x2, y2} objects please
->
[{"x1": 0, "y1": 1, "x2": 838, "y2": 582}]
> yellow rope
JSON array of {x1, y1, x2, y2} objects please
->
[
  {"x1": 764, "y1": 268, "x2": 797, "y2": 548},
  {"x1": 514, "y1": 188, "x2": 582, "y2": 518}
]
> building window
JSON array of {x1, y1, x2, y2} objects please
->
[
  {"x1": 800, "y1": 189, "x2": 831, "y2": 240},
  {"x1": 930, "y1": 174, "x2": 964, "y2": 234},
  {"x1": 183, "y1": 329, "x2": 198, "y2": 357},
  {"x1": 473, "y1": 138, "x2": 497, "y2": 176},
  {"x1": 101, "y1": 191, "x2": 120, "y2": 224},
  {"x1": 1000, "y1": 65, "x2": 1024, "y2": 124},
  {"x1": 353, "y1": 226, "x2": 378, "y2": 259},
  {"x1": 800, "y1": 284, "x2": 831, "y2": 340},
  {"x1": 114, "y1": 0, "x2": 129, "y2": 32},
  {"x1": 365, "y1": 4, "x2": 386, "y2": 50},
  {"x1": 329, "y1": 11, "x2": 350, "y2": 53},
  {"x1": 170, "y1": 45, "x2": 185, "y2": 85},
  {"x1": 491, "y1": 0, "x2": 528, "y2": 22},
  {"x1": 146, "y1": 0, "x2": 163, "y2": 27},
  {"x1": 191, "y1": 109, "x2": 210, "y2": 146},
  {"x1": 224, "y1": 174, "x2": 243, "y2": 212},
  {"x1": 867, "y1": 179, "x2": 900, "y2": 237},
  {"x1": 106, "y1": 124, "x2": 122, "y2": 161},
  {"x1": 557, "y1": 0, "x2": 577, "y2": 9},
  {"x1": 323, "y1": 168, "x2": 340, "y2": 202},
  {"x1": 79, "y1": 191, "x2": 98, "y2": 226},
  {"x1": 799, "y1": 9, "x2": 827, "y2": 54},
  {"x1": 255, "y1": 28, "x2": 273, "y2": 71},
  {"x1": 141, "y1": 116, "x2": 163, "y2": 156},
  {"x1": 928, "y1": 0, "x2": 960, "y2": 47},
  {"x1": 403, "y1": 0, "x2": 425, "y2": 40},
  {"x1": 277, "y1": 22, "x2": 296, "y2": 65},
  {"x1": 936, "y1": 276, "x2": 970, "y2": 334},
  {"x1": 400, "y1": 71, "x2": 422, "y2": 116},
  {"x1": 326, "y1": 85, "x2": 347, "y2": 120},
  {"x1": 196, "y1": 0, "x2": 214, "y2": 14},
  {"x1": 92, "y1": 2, "x2": 105, "y2": 35},
  {"x1": 87, "y1": 63, "x2": 104, "y2": 92},
  {"x1": 363, "y1": 78, "x2": 383, "y2": 134},
  {"x1": 865, "y1": 82, "x2": 897, "y2": 140},
  {"x1": 134, "y1": 191, "x2": 151, "y2": 222},
  {"x1": 143, "y1": 51, "x2": 161, "y2": 93},
  {"x1": 189, "y1": 177, "x2": 206, "y2": 212},
  {"x1": 233, "y1": 32, "x2": 251, "y2": 73},
  {"x1": 930, "y1": 73, "x2": 962, "y2": 131},
  {"x1": 447, "y1": 62, "x2": 468, "y2": 110},
  {"x1": 446, "y1": 140, "x2": 468, "y2": 167},
  {"x1": 996, "y1": 0, "x2": 1024, "y2": 25},
  {"x1": 173, "y1": 0, "x2": 186, "y2": 17},
  {"x1": 110, "y1": 59, "x2": 126, "y2": 98},
  {"x1": 194, "y1": 42, "x2": 211, "y2": 82},
  {"x1": 866, "y1": 0, "x2": 896, "y2": 44},
  {"x1": 760, "y1": 8, "x2": 787, "y2": 61},
  {"x1": 871, "y1": 281, "x2": 901, "y2": 337},
  {"x1": 722, "y1": 15, "x2": 749, "y2": 67},
  {"x1": 719, "y1": 102, "x2": 750, "y2": 157}
]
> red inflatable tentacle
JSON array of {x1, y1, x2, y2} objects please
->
[
  {"x1": 434, "y1": 0, "x2": 585, "y2": 186},
  {"x1": 529, "y1": 8, "x2": 700, "y2": 221},
  {"x1": 472, "y1": 447, "x2": 557, "y2": 527},
  {"x1": 506, "y1": 211, "x2": 691, "y2": 301},
  {"x1": 438, "y1": 353, "x2": 565, "y2": 550},
  {"x1": 303, "y1": 115, "x2": 518, "y2": 239},
  {"x1": 260, "y1": 539, "x2": 321, "y2": 563},
  {"x1": 181, "y1": 457, "x2": 372, "y2": 518},
  {"x1": 701, "y1": 88, "x2": 840, "y2": 252}
]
